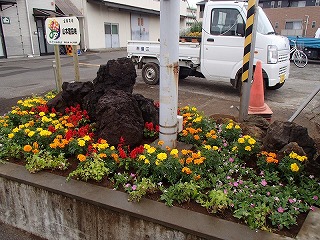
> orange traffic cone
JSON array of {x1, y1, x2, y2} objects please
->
[{"x1": 248, "y1": 61, "x2": 273, "y2": 119}]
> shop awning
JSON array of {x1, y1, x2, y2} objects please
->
[
  {"x1": 33, "y1": 8, "x2": 65, "y2": 18},
  {"x1": 0, "y1": 0, "x2": 16, "y2": 11}
]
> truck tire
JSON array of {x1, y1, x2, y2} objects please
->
[
  {"x1": 142, "y1": 63, "x2": 159, "y2": 85},
  {"x1": 266, "y1": 82, "x2": 284, "y2": 90}
]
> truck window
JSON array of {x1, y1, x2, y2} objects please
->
[
  {"x1": 256, "y1": 7, "x2": 275, "y2": 35},
  {"x1": 210, "y1": 8, "x2": 245, "y2": 36}
]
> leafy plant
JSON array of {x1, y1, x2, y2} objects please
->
[
  {"x1": 197, "y1": 190, "x2": 231, "y2": 213},
  {"x1": 25, "y1": 151, "x2": 68, "y2": 173},
  {"x1": 127, "y1": 178, "x2": 157, "y2": 202}
]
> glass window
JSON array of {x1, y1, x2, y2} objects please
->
[
  {"x1": 312, "y1": 21, "x2": 316, "y2": 28},
  {"x1": 285, "y1": 21, "x2": 302, "y2": 29},
  {"x1": 275, "y1": 22, "x2": 279, "y2": 28},
  {"x1": 210, "y1": 8, "x2": 244, "y2": 36},
  {"x1": 278, "y1": 1, "x2": 282, "y2": 7},
  {"x1": 112, "y1": 24, "x2": 118, "y2": 34},
  {"x1": 105, "y1": 24, "x2": 111, "y2": 34},
  {"x1": 316, "y1": 0, "x2": 320, "y2": 6},
  {"x1": 256, "y1": 7, "x2": 275, "y2": 34},
  {"x1": 271, "y1": 1, "x2": 275, "y2": 8}
]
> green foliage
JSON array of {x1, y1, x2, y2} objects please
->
[
  {"x1": 127, "y1": 178, "x2": 157, "y2": 202},
  {"x1": 25, "y1": 151, "x2": 68, "y2": 173},
  {"x1": 189, "y1": 21, "x2": 202, "y2": 33},
  {"x1": 197, "y1": 190, "x2": 231, "y2": 213},
  {"x1": 67, "y1": 154, "x2": 109, "y2": 182},
  {"x1": 160, "y1": 181, "x2": 199, "y2": 207}
]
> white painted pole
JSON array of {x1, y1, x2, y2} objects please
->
[{"x1": 159, "y1": 0, "x2": 180, "y2": 149}]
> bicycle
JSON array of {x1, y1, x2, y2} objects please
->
[{"x1": 290, "y1": 38, "x2": 308, "y2": 68}]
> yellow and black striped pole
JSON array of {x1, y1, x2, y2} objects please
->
[{"x1": 239, "y1": 0, "x2": 259, "y2": 122}]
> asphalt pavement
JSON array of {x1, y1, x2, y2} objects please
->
[{"x1": 0, "y1": 221, "x2": 45, "y2": 240}]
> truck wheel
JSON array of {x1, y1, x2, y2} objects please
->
[
  {"x1": 142, "y1": 63, "x2": 159, "y2": 85},
  {"x1": 266, "y1": 82, "x2": 284, "y2": 90}
]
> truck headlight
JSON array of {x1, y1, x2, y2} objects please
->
[{"x1": 267, "y1": 45, "x2": 278, "y2": 64}]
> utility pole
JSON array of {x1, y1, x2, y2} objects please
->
[{"x1": 159, "y1": 0, "x2": 180, "y2": 149}]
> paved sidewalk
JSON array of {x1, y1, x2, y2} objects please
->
[{"x1": 0, "y1": 221, "x2": 45, "y2": 240}]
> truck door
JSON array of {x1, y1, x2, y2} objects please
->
[{"x1": 201, "y1": 7, "x2": 245, "y2": 79}]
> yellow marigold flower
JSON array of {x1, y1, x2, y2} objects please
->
[
  {"x1": 290, "y1": 163, "x2": 299, "y2": 172},
  {"x1": 40, "y1": 130, "x2": 52, "y2": 137},
  {"x1": 245, "y1": 146, "x2": 252, "y2": 151},
  {"x1": 36, "y1": 128, "x2": 43, "y2": 132},
  {"x1": 12, "y1": 127, "x2": 19, "y2": 133},
  {"x1": 19, "y1": 124, "x2": 24, "y2": 129},
  {"x1": 50, "y1": 113, "x2": 56, "y2": 118},
  {"x1": 158, "y1": 140, "x2": 164, "y2": 146},
  {"x1": 77, "y1": 154, "x2": 86, "y2": 162},
  {"x1": 289, "y1": 152, "x2": 298, "y2": 159},
  {"x1": 238, "y1": 138, "x2": 245, "y2": 144},
  {"x1": 297, "y1": 156, "x2": 307, "y2": 162},
  {"x1": 155, "y1": 159, "x2": 161, "y2": 166},
  {"x1": 204, "y1": 145, "x2": 211, "y2": 150},
  {"x1": 170, "y1": 149, "x2": 179, "y2": 156},
  {"x1": 193, "y1": 116, "x2": 202, "y2": 123},
  {"x1": 83, "y1": 135, "x2": 91, "y2": 141},
  {"x1": 226, "y1": 123, "x2": 233, "y2": 129},
  {"x1": 39, "y1": 112, "x2": 45, "y2": 116},
  {"x1": 232, "y1": 146, "x2": 238, "y2": 151},
  {"x1": 78, "y1": 139, "x2": 86, "y2": 147},
  {"x1": 144, "y1": 144, "x2": 151, "y2": 150},
  {"x1": 157, "y1": 152, "x2": 167, "y2": 161},
  {"x1": 24, "y1": 129, "x2": 30, "y2": 134},
  {"x1": 29, "y1": 111, "x2": 35, "y2": 115},
  {"x1": 181, "y1": 149, "x2": 189, "y2": 155},
  {"x1": 8, "y1": 133, "x2": 14, "y2": 139},
  {"x1": 212, "y1": 146, "x2": 219, "y2": 151},
  {"x1": 147, "y1": 147, "x2": 156, "y2": 154},
  {"x1": 11, "y1": 110, "x2": 17, "y2": 114},
  {"x1": 235, "y1": 124, "x2": 241, "y2": 129},
  {"x1": 182, "y1": 167, "x2": 192, "y2": 175},
  {"x1": 191, "y1": 107, "x2": 197, "y2": 111},
  {"x1": 144, "y1": 159, "x2": 150, "y2": 164},
  {"x1": 139, "y1": 155, "x2": 146, "y2": 161},
  {"x1": 248, "y1": 138, "x2": 256, "y2": 145},
  {"x1": 23, "y1": 145, "x2": 32, "y2": 152},
  {"x1": 110, "y1": 146, "x2": 115, "y2": 151},
  {"x1": 243, "y1": 135, "x2": 250, "y2": 139}
]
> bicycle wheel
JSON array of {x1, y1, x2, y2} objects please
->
[{"x1": 292, "y1": 50, "x2": 308, "y2": 68}]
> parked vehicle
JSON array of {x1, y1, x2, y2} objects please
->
[
  {"x1": 127, "y1": 1, "x2": 291, "y2": 90},
  {"x1": 289, "y1": 37, "x2": 308, "y2": 68},
  {"x1": 287, "y1": 36, "x2": 320, "y2": 61}
]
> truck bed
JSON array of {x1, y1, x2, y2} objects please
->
[
  {"x1": 127, "y1": 40, "x2": 201, "y2": 65},
  {"x1": 287, "y1": 36, "x2": 320, "y2": 49}
]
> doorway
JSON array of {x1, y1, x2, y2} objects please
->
[
  {"x1": 35, "y1": 18, "x2": 54, "y2": 55},
  {"x1": 131, "y1": 14, "x2": 149, "y2": 41},
  {"x1": 0, "y1": 22, "x2": 6, "y2": 58},
  {"x1": 104, "y1": 23, "x2": 119, "y2": 48}
]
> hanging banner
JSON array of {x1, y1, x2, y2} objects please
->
[{"x1": 45, "y1": 16, "x2": 80, "y2": 45}]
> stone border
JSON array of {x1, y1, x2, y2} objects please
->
[{"x1": 0, "y1": 162, "x2": 318, "y2": 240}]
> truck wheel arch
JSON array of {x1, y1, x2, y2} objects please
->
[{"x1": 233, "y1": 66, "x2": 269, "y2": 92}]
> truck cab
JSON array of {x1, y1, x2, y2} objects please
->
[{"x1": 201, "y1": 1, "x2": 290, "y2": 90}]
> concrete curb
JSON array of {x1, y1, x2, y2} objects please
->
[{"x1": 0, "y1": 162, "x2": 318, "y2": 240}]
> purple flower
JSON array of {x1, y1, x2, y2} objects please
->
[
  {"x1": 229, "y1": 157, "x2": 234, "y2": 163},
  {"x1": 261, "y1": 179, "x2": 267, "y2": 186},
  {"x1": 260, "y1": 171, "x2": 264, "y2": 176},
  {"x1": 224, "y1": 189, "x2": 228, "y2": 194},
  {"x1": 267, "y1": 192, "x2": 271, "y2": 196},
  {"x1": 288, "y1": 198, "x2": 296, "y2": 204},
  {"x1": 223, "y1": 143, "x2": 228, "y2": 147},
  {"x1": 233, "y1": 182, "x2": 239, "y2": 187},
  {"x1": 130, "y1": 173, "x2": 136, "y2": 178},
  {"x1": 226, "y1": 176, "x2": 231, "y2": 180},
  {"x1": 277, "y1": 207, "x2": 284, "y2": 213},
  {"x1": 132, "y1": 185, "x2": 137, "y2": 191},
  {"x1": 313, "y1": 196, "x2": 318, "y2": 201},
  {"x1": 238, "y1": 180, "x2": 243, "y2": 185},
  {"x1": 125, "y1": 183, "x2": 131, "y2": 188},
  {"x1": 310, "y1": 206, "x2": 316, "y2": 211}
]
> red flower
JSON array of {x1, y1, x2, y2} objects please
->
[
  {"x1": 118, "y1": 147, "x2": 127, "y2": 159},
  {"x1": 48, "y1": 125, "x2": 56, "y2": 133},
  {"x1": 129, "y1": 145, "x2": 144, "y2": 159}
]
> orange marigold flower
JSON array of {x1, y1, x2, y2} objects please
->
[
  {"x1": 269, "y1": 152, "x2": 277, "y2": 158},
  {"x1": 77, "y1": 154, "x2": 86, "y2": 162},
  {"x1": 179, "y1": 159, "x2": 185, "y2": 165},
  {"x1": 23, "y1": 145, "x2": 32, "y2": 152},
  {"x1": 111, "y1": 153, "x2": 119, "y2": 163},
  {"x1": 194, "y1": 135, "x2": 200, "y2": 140},
  {"x1": 32, "y1": 149, "x2": 39, "y2": 154},
  {"x1": 182, "y1": 167, "x2": 192, "y2": 175},
  {"x1": 186, "y1": 157, "x2": 193, "y2": 164},
  {"x1": 194, "y1": 175, "x2": 201, "y2": 181}
]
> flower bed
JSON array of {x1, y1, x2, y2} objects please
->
[{"x1": 0, "y1": 93, "x2": 319, "y2": 237}]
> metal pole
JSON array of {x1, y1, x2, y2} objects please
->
[
  {"x1": 288, "y1": 85, "x2": 320, "y2": 122},
  {"x1": 239, "y1": 0, "x2": 259, "y2": 122},
  {"x1": 52, "y1": 60, "x2": 58, "y2": 91},
  {"x1": 159, "y1": 0, "x2": 180, "y2": 149}
]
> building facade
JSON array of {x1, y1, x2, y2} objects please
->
[
  {"x1": 259, "y1": 0, "x2": 320, "y2": 38},
  {"x1": 0, "y1": 0, "x2": 188, "y2": 59}
]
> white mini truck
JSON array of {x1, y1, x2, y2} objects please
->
[{"x1": 127, "y1": 1, "x2": 291, "y2": 90}]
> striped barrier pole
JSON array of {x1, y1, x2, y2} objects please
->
[{"x1": 239, "y1": 0, "x2": 259, "y2": 122}]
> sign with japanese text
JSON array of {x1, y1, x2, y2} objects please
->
[{"x1": 45, "y1": 17, "x2": 80, "y2": 45}]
